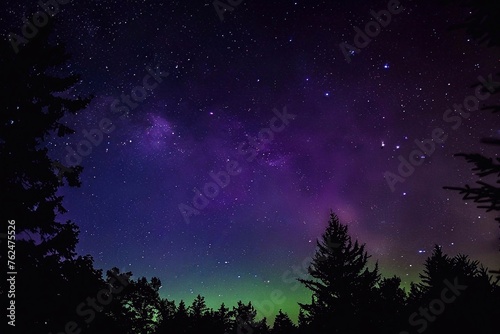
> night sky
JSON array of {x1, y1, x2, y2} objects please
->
[{"x1": 3, "y1": 0, "x2": 499, "y2": 323}]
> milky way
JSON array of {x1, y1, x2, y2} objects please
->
[{"x1": 3, "y1": 0, "x2": 499, "y2": 322}]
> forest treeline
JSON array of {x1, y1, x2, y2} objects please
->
[
  {"x1": 7, "y1": 213, "x2": 500, "y2": 334},
  {"x1": 1, "y1": 1, "x2": 500, "y2": 333}
]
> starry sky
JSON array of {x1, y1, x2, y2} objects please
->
[{"x1": 3, "y1": 0, "x2": 500, "y2": 323}]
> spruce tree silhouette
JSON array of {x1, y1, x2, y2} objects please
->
[
  {"x1": 214, "y1": 302, "x2": 232, "y2": 334},
  {"x1": 443, "y1": 154, "x2": 500, "y2": 238},
  {"x1": 230, "y1": 301, "x2": 258, "y2": 334},
  {"x1": 297, "y1": 212, "x2": 380, "y2": 334},
  {"x1": 440, "y1": 0, "x2": 500, "y2": 212},
  {"x1": 155, "y1": 298, "x2": 177, "y2": 333},
  {"x1": 439, "y1": 0, "x2": 500, "y2": 288},
  {"x1": 401, "y1": 245, "x2": 499, "y2": 334},
  {"x1": 188, "y1": 294, "x2": 211, "y2": 333},
  {"x1": 173, "y1": 300, "x2": 190, "y2": 333},
  {"x1": 297, "y1": 308, "x2": 309, "y2": 330},
  {"x1": 0, "y1": 20, "x2": 112, "y2": 334},
  {"x1": 271, "y1": 309, "x2": 297, "y2": 334},
  {"x1": 373, "y1": 275, "x2": 407, "y2": 333},
  {"x1": 443, "y1": 145, "x2": 500, "y2": 282},
  {"x1": 254, "y1": 317, "x2": 271, "y2": 334}
]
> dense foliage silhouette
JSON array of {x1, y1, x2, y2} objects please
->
[{"x1": 440, "y1": 0, "x2": 500, "y2": 284}]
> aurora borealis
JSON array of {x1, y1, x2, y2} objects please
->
[{"x1": 3, "y1": 0, "x2": 499, "y2": 323}]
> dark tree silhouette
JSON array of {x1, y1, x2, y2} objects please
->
[
  {"x1": 254, "y1": 317, "x2": 271, "y2": 334},
  {"x1": 373, "y1": 275, "x2": 407, "y2": 333},
  {"x1": 190, "y1": 294, "x2": 209, "y2": 318},
  {"x1": 172, "y1": 300, "x2": 190, "y2": 333},
  {"x1": 124, "y1": 276, "x2": 162, "y2": 333},
  {"x1": 0, "y1": 21, "x2": 141, "y2": 334},
  {"x1": 230, "y1": 301, "x2": 259, "y2": 334},
  {"x1": 0, "y1": 21, "x2": 106, "y2": 334},
  {"x1": 444, "y1": 154, "x2": 500, "y2": 226},
  {"x1": 88, "y1": 267, "x2": 134, "y2": 333},
  {"x1": 443, "y1": 151, "x2": 500, "y2": 280},
  {"x1": 440, "y1": 0, "x2": 500, "y2": 287},
  {"x1": 297, "y1": 212, "x2": 380, "y2": 334},
  {"x1": 213, "y1": 302, "x2": 231, "y2": 334},
  {"x1": 272, "y1": 309, "x2": 297, "y2": 334},
  {"x1": 155, "y1": 298, "x2": 177, "y2": 333},
  {"x1": 401, "y1": 245, "x2": 499, "y2": 334},
  {"x1": 297, "y1": 309, "x2": 308, "y2": 329},
  {"x1": 188, "y1": 294, "x2": 211, "y2": 333}
]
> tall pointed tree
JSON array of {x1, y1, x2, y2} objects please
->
[
  {"x1": 155, "y1": 298, "x2": 177, "y2": 333},
  {"x1": 190, "y1": 294, "x2": 209, "y2": 319},
  {"x1": 298, "y1": 212, "x2": 380, "y2": 334},
  {"x1": 0, "y1": 20, "x2": 96, "y2": 333},
  {"x1": 297, "y1": 309, "x2": 309, "y2": 330},
  {"x1": 213, "y1": 302, "x2": 231, "y2": 334},
  {"x1": 404, "y1": 246, "x2": 499, "y2": 334},
  {"x1": 417, "y1": 245, "x2": 454, "y2": 293},
  {"x1": 172, "y1": 300, "x2": 190, "y2": 333},
  {"x1": 188, "y1": 294, "x2": 210, "y2": 333},
  {"x1": 272, "y1": 310, "x2": 297, "y2": 334},
  {"x1": 230, "y1": 301, "x2": 258, "y2": 334},
  {"x1": 254, "y1": 317, "x2": 271, "y2": 334}
]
